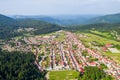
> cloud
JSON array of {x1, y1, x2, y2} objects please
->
[{"x1": 0, "y1": 0, "x2": 120, "y2": 15}]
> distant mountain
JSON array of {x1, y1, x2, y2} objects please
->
[
  {"x1": 11, "y1": 15, "x2": 99, "y2": 26},
  {"x1": 52, "y1": 15, "x2": 99, "y2": 25},
  {"x1": 11, "y1": 15, "x2": 60, "y2": 24},
  {"x1": 17, "y1": 19, "x2": 62, "y2": 35},
  {"x1": 10, "y1": 13, "x2": 120, "y2": 26},
  {"x1": 67, "y1": 22, "x2": 120, "y2": 34},
  {"x1": 0, "y1": 14, "x2": 17, "y2": 27},
  {"x1": 86, "y1": 13, "x2": 120, "y2": 24},
  {"x1": 0, "y1": 14, "x2": 18, "y2": 39},
  {"x1": 0, "y1": 14, "x2": 62, "y2": 39}
]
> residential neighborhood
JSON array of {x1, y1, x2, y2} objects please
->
[{"x1": 2, "y1": 30, "x2": 120, "y2": 80}]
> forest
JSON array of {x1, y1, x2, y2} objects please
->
[
  {"x1": 0, "y1": 14, "x2": 62, "y2": 39},
  {"x1": 66, "y1": 22, "x2": 120, "y2": 33},
  {"x1": 0, "y1": 49, "x2": 47, "y2": 80},
  {"x1": 79, "y1": 66, "x2": 113, "y2": 80}
]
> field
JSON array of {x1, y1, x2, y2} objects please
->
[
  {"x1": 49, "y1": 70, "x2": 79, "y2": 80},
  {"x1": 102, "y1": 51, "x2": 120, "y2": 64},
  {"x1": 54, "y1": 31, "x2": 66, "y2": 42},
  {"x1": 79, "y1": 32, "x2": 120, "y2": 47},
  {"x1": 78, "y1": 30, "x2": 120, "y2": 63},
  {"x1": 90, "y1": 30, "x2": 114, "y2": 40}
]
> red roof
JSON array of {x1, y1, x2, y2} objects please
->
[
  {"x1": 105, "y1": 44, "x2": 113, "y2": 48},
  {"x1": 80, "y1": 67, "x2": 84, "y2": 72},
  {"x1": 102, "y1": 47, "x2": 107, "y2": 51},
  {"x1": 90, "y1": 62, "x2": 96, "y2": 65},
  {"x1": 59, "y1": 61, "x2": 63, "y2": 65}
]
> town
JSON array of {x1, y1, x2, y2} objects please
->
[{"x1": 2, "y1": 30, "x2": 120, "y2": 80}]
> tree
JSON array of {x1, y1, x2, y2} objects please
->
[
  {"x1": 0, "y1": 51, "x2": 47, "y2": 80},
  {"x1": 79, "y1": 66, "x2": 113, "y2": 80}
]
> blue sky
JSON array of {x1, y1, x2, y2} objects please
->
[{"x1": 0, "y1": 0, "x2": 120, "y2": 15}]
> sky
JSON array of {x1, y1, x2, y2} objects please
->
[{"x1": 0, "y1": 0, "x2": 120, "y2": 15}]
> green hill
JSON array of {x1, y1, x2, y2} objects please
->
[
  {"x1": 0, "y1": 14, "x2": 18, "y2": 39},
  {"x1": 0, "y1": 14, "x2": 17, "y2": 26},
  {"x1": 0, "y1": 14, "x2": 62, "y2": 39},
  {"x1": 86, "y1": 13, "x2": 120, "y2": 24},
  {"x1": 17, "y1": 19, "x2": 62, "y2": 35},
  {"x1": 66, "y1": 22, "x2": 120, "y2": 35}
]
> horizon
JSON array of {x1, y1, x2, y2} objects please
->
[
  {"x1": 2, "y1": 13, "x2": 120, "y2": 17},
  {"x1": 0, "y1": 0, "x2": 120, "y2": 15}
]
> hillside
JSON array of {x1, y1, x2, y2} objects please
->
[
  {"x1": 0, "y1": 14, "x2": 17, "y2": 26},
  {"x1": 67, "y1": 23, "x2": 120, "y2": 32},
  {"x1": 0, "y1": 14, "x2": 62, "y2": 39},
  {"x1": 0, "y1": 14, "x2": 18, "y2": 39},
  {"x1": 17, "y1": 19, "x2": 62, "y2": 35},
  {"x1": 23, "y1": 13, "x2": 120, "y2": 25},
  {"x1": 15, "y1": 13, "x2": 120, "y2": 25},
  {"x1": 52, "y1": 15, "x2": 99, "y2": 25},
  {"x1": 1, "y1": 13, "x2": 120, "y2": 39},
  {"x1": 12, "y1": 15, "x2": 60, "y2": 24},
  {"x1": 11, "y1": 15, "x2": 99, "y2": 25},
  {"x1": 65, "y1": 22, "x2": 120, "y2": 42},
  {"x1": 86, "y1": 13, "x2": 120, "y2": 24}
]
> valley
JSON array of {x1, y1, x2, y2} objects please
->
[
  {"x1": 1, "y1": 30, "x2": 120, "y2": 80},
  {"x1": 0, "y1": 12, "x2": 120, "y2": 80},
  {"x1": 1, "y1": 0, "x2": 120, "y2": 80}
]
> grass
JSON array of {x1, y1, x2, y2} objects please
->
[
  {"x1": 90, "y1": 30, "x2": 113, "y2": 39},
  {"x1": 39, "y1": 32, "x2": 55, "y2": 36},
  {"x1": 77, "y1": 31, "x2": 120, "y2": 63},
  {"x1": 54, "y1": 32, "x2": 66, "y2": 42},
  {"x1": 101, "y1": 51, "x2": 120, "y2": 64},
  {"x1": 38, "y1": 31, "x2": 66, "y2": 42},
  {"x1": 49, "y1": 70, "x2": 79, "y2": 80},
  {"x1": 14, "y1": 33, "x2": 34, "y2": 40},
  {"x1": 14, "y1": 36, "x2": 22, "y2": 40},
  {"x1": 79, "y1": 32, "x2": 120, "y2": 47}
]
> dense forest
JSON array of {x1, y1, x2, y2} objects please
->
[
  {"x1": 66, "y1": 22, "x2": 120, "y2": 34},
  {"x1": 0, "y1": 49, "x2": 47, "y2": 80},
  {"x1": 86, "y1": 13, "x2": 120, "y2": 24},
  {"x1": 0, "y1": 14, "x2": 18, "y2": 39},
  {"x1": 0, "y1": 14, "x2": 62, "y2": 39},
  {"x1": 79, "y1": 66, "x2": 113, "y2": 80},
  {"x1": 17, "y1": 19, "x2": 62, "y2": 35}
]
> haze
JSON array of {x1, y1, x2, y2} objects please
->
[{"x1": 0, "y1": 0, "x2": 120, "y2": 15}]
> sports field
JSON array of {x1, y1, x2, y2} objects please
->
[{"x1": 49, "y1": 70, "x2": 79, "y2": 80}]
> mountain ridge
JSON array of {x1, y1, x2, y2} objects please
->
[
  {"x1": 86, "y1": 13, "x2": 120, "y2": 24},
  {"x1": 0, "y1": 14, "x2": 62, "y2": 39}
]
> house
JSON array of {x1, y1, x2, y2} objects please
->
[
  {"x1": 89, "y1": 62, "x2": 96, "y2": 66},
  {"x1": 102, "y1": 47, "x2": 108, "y2": 51},
  {"x1": 105, "y1": 44, "x2": 113, "y2": 48}
]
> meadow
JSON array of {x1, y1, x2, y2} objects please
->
[
  {"x1": 78, "y1": 30, "x2": 120, "y2": 63},
  {"x1": 49, "y1": 70, "x2": 79, "y2": 80}
]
